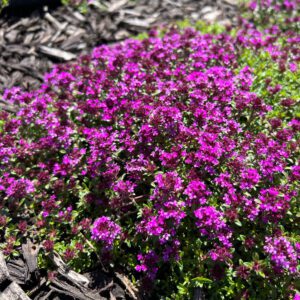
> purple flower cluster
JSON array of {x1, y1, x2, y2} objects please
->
[
  {"x1": 249, "y1": 0, "x2": 298, "y2": 12},
  {"x1": 91, "y1": 216, "x2": 121, "y2": 248},
  {"x1": 136, "y1": 250, "x2": 159, "y2": 280},
  {"x1": 194, "y1": 206, "x2": 232, "y2": 261},
  {"x1": 264, "y1": 236, "x2": 299, "y2": 274},
  {"x1": 4, "y1": 177, "x2": 34, "y2": 199}
]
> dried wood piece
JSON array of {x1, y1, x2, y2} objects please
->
[
  {"x1": 38, "y1": 45, "x2": 76, "y2": 61},
  {"x1": 61, "y1": 30, "x2": 86, "y2": 50},
  {"x1": 5, "y1": 30, "x2": 19, "y2": 43},
  {"x1": 108, "y1": 0, "x2": 128, "y2": 13},
  {"x1": 51, "y1": 252, "x2": 90, "y2": 287},
  {"x1": 59, "y1": 11, "x2": 78, "y2": 24},
  {"x1": 0, "y1": 252, "x2": 11, "y2": 289},
  {"x1": 223, "y1": 0, "x2": 239, "y2": 5},
  {"x1": 49, "y1": 22, "x2": 68, "y2": 43},
  {"x1": 21, "y1": 240, "x2": 40, "y2": 275},
  {"x1": 30, "y1": 31, "x2": 45, "y2": 45},
  {"x1": 165, "y1": 0, "x2": 182, "y2": 7},
  {"x1": 1, "y1": 282, "x2": 31, "y2": 300},
  {"x1": 39, "y1": 289, "x2": 53, "y2": 300},
  {"x1": 114, "y1": 29, "x2": 130, "y2": 40},
  {"x1": 8, "y1": 71, "x2": 23, "y2": 88},
  {"x1": 2, "y1": 45, "x2": 31, "y2": 56},
  {"x1": 51, "y1": 277, "x2": 104, "y2": 300},
  {"x1": 73, "y1": 11, "x2": 86, "y2": 22},
  {"x1": 26, "y1": 25, "x2": 43, "y2": 33},
  {"x1": 121, "y1": 9, "x2": 143, "y2": 17},
  {"x1": 115, "y1": 272, "x2": 138, "y2": 300},
  {"x1": 49, "y1": 252, "x2": 107, "y2": 300},
  {"x1": 98, "y1": 280, "x2": 114, "y2": 294},
  {"x1": 44, "y1": 12, "x2": 64, "y2": 31},
  {"x1": 122, "y1": 18, "x2": 152, "y2": 29},
  {"x1": 23, "y1": 33, "x2": 34, "y2": 45},
  {"x1": 0, "y1": 61, "x2": 43, "y2": 81},
  {"x1": 110, "y1": 291, "x2": 117, "y2": 300},
  {"x1": 111, "y1": 283, "x2": 126, "y2": 299},
  {"x1": 27, "y1": 277, "x2": 47, "y2": 297},
  {"x1": 20, "y1": 55, "x2": 35, "y2": 66},
  {"x1": 65, "y1": 24, "x2": 80, "y2": 36},
  {"x1": 5, "y1": 17, "x2": 32, "y2": 32},
  {"x1": 6, "y1": 258, "x2": 28, "y2": 285},
  {"x1": 202, "y1": 9, "x2": 223, "y2": 23}
]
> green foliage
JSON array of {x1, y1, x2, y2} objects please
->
[
  {"x1": 61, "y1": 0, "x2": 89, "y2": 13},
  {"x1": 238, "y1": 47, "x2": 300, "y2": 117},
  {"x1": 177, "y1": 19, "x2": 227, "y2": 35},
  {"x1": 0, "y1": 0, "x2": 9, "y2": 12}
]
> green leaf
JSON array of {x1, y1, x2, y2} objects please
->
[
  {"x1": 192, "y1": 277, "x2": 212, "y2": 284},
  {"x1": 256, "y1": 270, "x2": 266, "y2": 278},
  {"x1": 234, "y1": 219, "x2": 242, "y2": 227}
]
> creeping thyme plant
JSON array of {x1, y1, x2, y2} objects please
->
[{"x1": 0, "y1": 0, "x2": 299, "y2": 299}]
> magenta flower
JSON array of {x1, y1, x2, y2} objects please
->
[
  {"x1": 5, "y1": 178, "x2": 35, "y2": 199},
  {"x1": 264, "y1": 236, "x2": 298, "y2": 274},
  {"x1": 240, "y1": 168, "x2": 261, "y2": 189},
  {"x1": 91, "y1": 217, "x2": 121, "y2": 248},
  {"x1": 184, "y1": 179, "x2": 211, "y2": 206}
]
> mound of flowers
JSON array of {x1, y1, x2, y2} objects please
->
[{"x1": 0, "y1": 1, "x2": 299, "y2": 298}]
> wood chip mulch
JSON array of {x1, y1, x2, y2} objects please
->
[
  {"x1": 0, "y1": 0, "x2": 238, "y2": 94},
  {"x1": 0, "y1": 240, "x2": 139, "y2": 300}
]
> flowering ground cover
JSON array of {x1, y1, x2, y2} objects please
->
[{"x1": 0, "y1": 0, "x2": 299, "y2": 299}]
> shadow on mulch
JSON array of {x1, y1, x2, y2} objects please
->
[{"x1": 1, "y1": 0, "x2": 62, "y2": 18}]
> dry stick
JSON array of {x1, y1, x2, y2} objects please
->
[
  {"x1": 40, "y1": 289, "x2": 53, "y2": 300},
  {"x1": 50, "y1": 22, "x2": 68, "y2": 44},
  {"x1": 110, "y1": 291, "x2": 117, "y2": 300},
  {"x1": 107, "y1": 0, "x2": 128, "y2": 13},
  {"x1": 49, "y1": 252, "x2": 106, "y2": 300},
  {"x1": 50, "y1": 284, "x2": 87, "y2": 300},
  {"x1": 0, "y1": 251, "x2": 11, "y2": 287},
  {"x1": 27, "y1": 277, "x2": 47, "y2": 298},
  {"x1": 44, "y1": 12, "x2": 65, "y2": 31},
  {"x1": 115, "y1": 272, "x2": 138, "y2": 300},
  {"x1": 126, "y1": 195, "x2": 147, "y2": 206},
  {"x1": 1, "y1": 282, "x2": 31, "y2": 300},
  {"x1": 98, "y1": 280, "x2": 114, "y2": 293},
  {"x1": 79, "y1": 233, "x2": 108, "y2": 272},
  {"x1": 117, "y1": 195, "x2": 149, "y2": 220},
  {"x1": 0, "y1": 60, "x2": 44, "y2": 81},
  {"x1": 39, "y1": 45, "x2": 76, "y2": 61}
]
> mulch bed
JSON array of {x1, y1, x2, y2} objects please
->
[
  {"x1": 0, "y1": 240, "x2": 138, "y2": 300},
  {"x1": 0, "y1": 0, "x2": 238, "y2": 94},
  {"x1": 0, "y1": 1, "x2": 238, "y2": 299}
]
